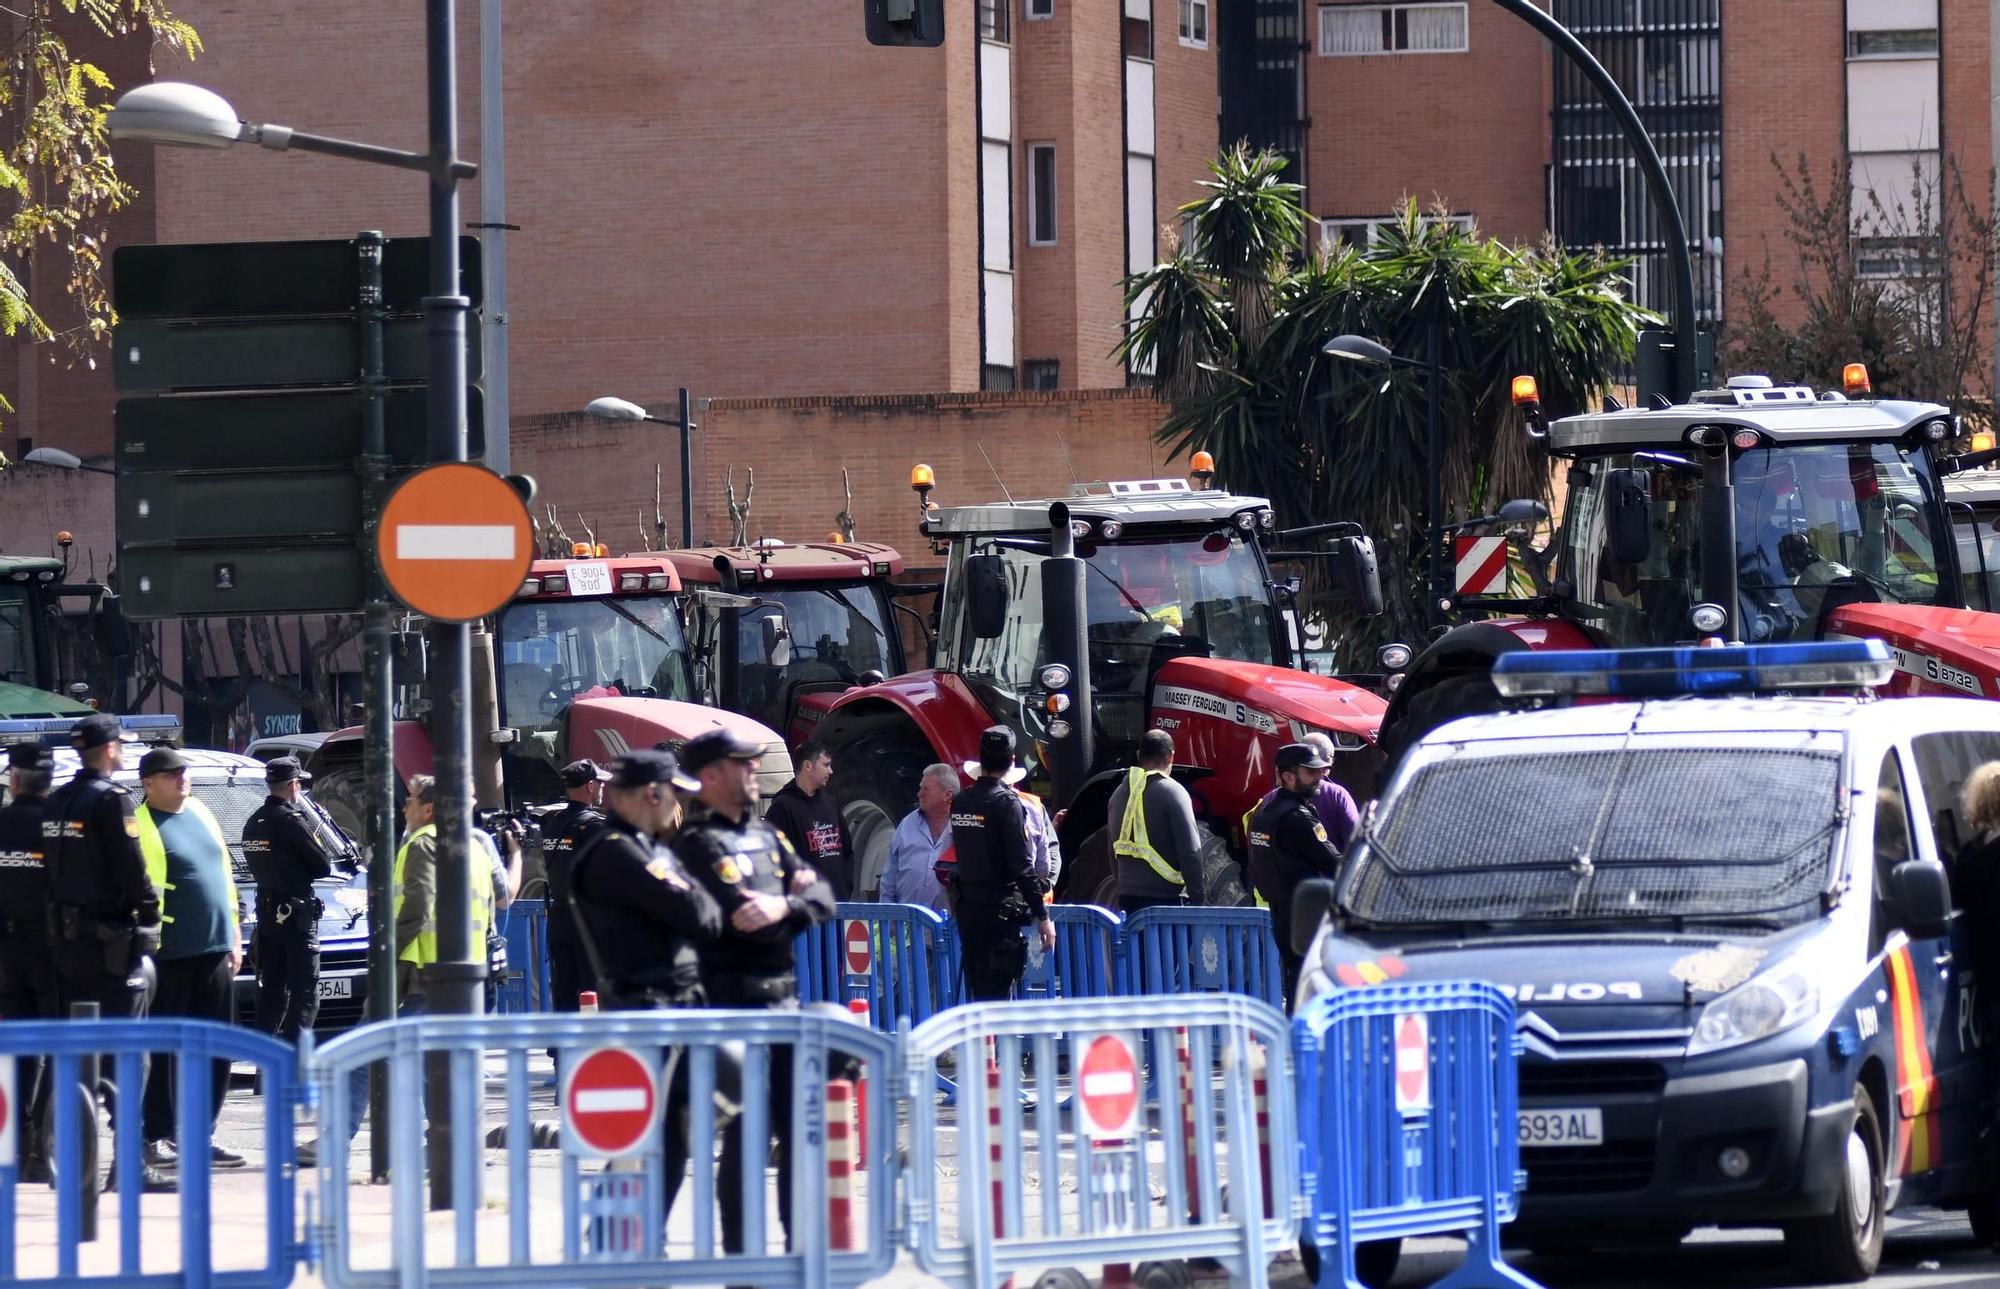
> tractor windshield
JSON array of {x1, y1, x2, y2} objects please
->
[
  {"x1": 1559, "y1": 442, "x2": 1948, "y2": 646},
  {"x1": 495, "y1": 594, "x2": 696, "y2": 729},
  {"x1": 733, "y1": 583, "x2": 898, "y2": 733},
  {"x1": 0, "y1": 586, "x2": 36, "y2": 689}
]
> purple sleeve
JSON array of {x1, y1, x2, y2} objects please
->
[{"x1": 1316, "y1": 780, "x2": 1361, "y2": 852}]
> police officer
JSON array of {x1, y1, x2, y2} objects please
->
[
  {"x1": 1247, "y1": 742, "x2": 1344, "y2": 1000},
  {"x1": 43, "y1": 713, "x2": 171, "y2": 1192},
  {"x1": 242, "y1": 756, "x2": 342, "y2": 1043},
  {"x1": 543, "y1": 759, "x2": 611, "y2": 1014},
  {"x1": 676, "y1": 727, "x2": 835, "y2": 1254},
  {"x1": 948, "y1": 726, "x2": 1056, "y2": 1001},
  {"x1": 0, "y1": 744, "x2": 58, "y2": 1182},
  {"x1": 568, "y1": 749, "x2": 720, "y2": 1222}
]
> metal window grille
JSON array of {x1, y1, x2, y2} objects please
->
[
  {"x1": 1023, "y1": 360, "x2": 1060, "y2": 390},
  {"x1": 1220, "y1": 0, "x2": 1304, "y2": 177},
  {"x1": 982, "y1": 363, "x2": 1018, "y2": 392},
  {"x1": 979, "y1": 0, "x2": 1010, "y2": 43}
]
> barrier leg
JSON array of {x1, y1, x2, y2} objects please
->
[{"x1": 828, "y1": 1079, "x2": 855, "y2": 1251}]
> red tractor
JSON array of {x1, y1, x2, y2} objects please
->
[
  {"x1": 309, "y1": 549, "x2": 794, "y2": 846},
  {"x1": 1380, "y1": 367, "x2": 2000, "y2": 763},
  {"x1": 809, "y1": 467, "x2": 1389, "y2": 904}
]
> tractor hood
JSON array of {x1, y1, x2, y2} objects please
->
[
  {"x1": 1828, "y1": 602, "x2": 2000, "y2": 699},
  {"x1": 1152, "y1": 656, "x2": 1386, "y2": 743},
  {"x1": 566, "y1": 696, "x2": 795, "y2": 800}
]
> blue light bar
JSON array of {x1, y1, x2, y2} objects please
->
[
  {"x1": 1490, "y1": 640, "x2": 1895, "y2": 699},
  {"x1": 0, "y1": 713, "x2": 184, "y2": 746}
]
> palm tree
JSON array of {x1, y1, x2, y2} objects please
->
[{"x1": 1121, "y1": 152, "x2": 1654, "y2": 655}]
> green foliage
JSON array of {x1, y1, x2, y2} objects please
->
[
  {"x1": 0, "y1": 1, "x2": 199, "y2": 422},
  {"x1": 1122, "y1": 157, "x2": 1653, "y2": 654}
]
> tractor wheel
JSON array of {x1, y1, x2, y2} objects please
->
[
  {"x1": 1064, "y1": 822, "x2": 1243, "y2": 910},
  {"x1": 311, "y1": 765, "x2": 379, "y2": 867},
  {"x1": 831, "y1": 734, "x2": 935, "y2": 900},
  {"x1": 1375, "y1": 672, "x2": 1507, "y2": 777}
]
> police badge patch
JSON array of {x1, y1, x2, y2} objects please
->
[
  {"x1": 646, "y1": 858, "x2": 690, "y2": 891},
  {"x1": 714, "y1": 856, "x2": 744, "y2": 884},
  {"x1": 125, "y1": 817, "x2": 141, "y2": 839}
]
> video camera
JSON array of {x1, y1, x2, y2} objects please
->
[{"x1": 474, "y1": 806, "x2": 543, "y2": 852}]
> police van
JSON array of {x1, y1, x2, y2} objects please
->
[{"x1": 1295, "y1": 640, "x2": 1999, "y2": 1282}]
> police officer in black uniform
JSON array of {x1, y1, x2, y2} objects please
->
[
  {"x1": 543, "y1": 758, "x2": 611, "y2": 1014},
  {"x1": 1247, "y1": 742, "x2": 1343, "y2": 1000},
  {"x1": 947, "y1": 726, "x2": 1055, "y2": 1001},
  {"x1": 676, "y1": 727, "x2": 835, "y2": 1254},
  {"x1": 43, "y1": 713, "x2": 171, "y2": 1192},
  {"x1": 241, "y1": 756, "x2": 344, "y2": 1042},
  {"x1": 0, "y1": 743, "x2": 58, "y2": 1182}
]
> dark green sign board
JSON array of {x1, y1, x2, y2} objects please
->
[
  {"x1": 114, "y1": 316, "x2": 480, "y2": 395},
  {"x1": 112, "y1": 236, "x2": 482, "y2": 318},
  {"x1": 121, "y1": 545, "x2": 368, "y2": 619},
  {"x1": 115, "y1": 388, "x2": 484, "y2": 472},
  {"x1": 119, "y1": 471, "x2": 361, "y2": 547}
]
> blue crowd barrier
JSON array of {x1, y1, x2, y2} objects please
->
[
  {"x1": 1016, "y1": 903, "x2": 1122, "y2": 1001},
  {"x1": 1293, "y1": 980, "x2": 1538, "y2": 1289},
  {"x1": 495, "y1": 898, "x2": 552, "y2": 1013},
  {"x1": 1123, "y1": 906, "x2": 1285, "y2": 1009},
  {"x1": 0, "y1": 1017, "x2": 306, "y2": 1286},
  {"x1": 796, "y1": 902, "x2": 959, "y2": 1029}
]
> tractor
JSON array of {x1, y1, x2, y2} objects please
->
[{"x1": 809, "y1": 465, "x2": 1388, "y2": 905}]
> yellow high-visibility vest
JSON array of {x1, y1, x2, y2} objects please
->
[
  {"x1": 392, "y1": 823, "x2": 490, "y2": 968},
  {"x1": 135, "y1": 798, "x2": 239, "y2": 931},
  {"x1": 1113, "y1": 767, "x2": 1184, "y2": 887}
]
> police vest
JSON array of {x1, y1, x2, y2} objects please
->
[
  {"x1": 1113, "y1": 767, "x2": 1184, "y2": 887},
  {"x1": 135, "y1": 798, "x2": 239, "y2": 933},
  {"x1": 392, "y1": 823, "x2": 492, "y2": 968}
]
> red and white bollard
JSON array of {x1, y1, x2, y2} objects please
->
[
  {"x1": 827, "y1": 1079, "x2": 856, "y2": 1250},
  {"x1": 987, "y1": 1056, "x2": 1014, "y2": 1289},
  {"x1": 847, "y1": 998, "x2": 871, "y2": 1168},
  {"x1": 1177, "y1": 1026, "x2": 1199, "y2": 1221},
  {"x1": 578, "y1": 990, "x2": 599, "y2": 1015},
  {"x1": 1252, "y1": 1043, "x2": 1273, "y2": 1219}
]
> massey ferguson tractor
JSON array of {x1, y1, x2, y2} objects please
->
[
  {"x1": 808, "y1": 466, "x2": 1388, "y2": 905},
  {"x1": 1379, "y1": 365, "x2": 2000, "y2": 763},
  {"x1": 309, "y1": 548, "x2": 793, "y2": 848}
]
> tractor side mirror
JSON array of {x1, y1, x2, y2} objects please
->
[
  {"x1": 760, "y1": 612, "x2": 794, "y2": 669},
  {"x1": 1291, "y1": 878, "x2": 1337, "y2": 958},
  {"x1": 1331, "y1": 536, "x2": 1384, "y2": 618},
  {"x1": 965, "y1": 553, "x2": 1009, "y2": 640},
  {"x1": 1891, "y1": 859, "x2": 1953, "y2": 940},
  {"x1": 1606, "y1": 469, "x2": 1653, "y2": 565},
  {"x1": 863, "y1": 0, "x2": 945, "y2": 46},
  {"x1": 1495, "y1": 498, "x2": 1550, "y2": 527}
]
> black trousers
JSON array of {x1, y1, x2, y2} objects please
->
[
  {"x1": 142, "y1": 951, "x2": 233, "y2": 1143},
  {"x1": 253, "y1": 917, "x2": 320, "y2": 1043},
  {"x1": 958, "y1": 908, "x2": 1028, "y2": 1002},
  {"x1": 57, "y1": 960, "x2": 150, "y2": 1136},
  {"x1": 548, "y1": 926, "x2": 594, "y2": 1014},
  {"x1": 0, "y1": 939, "x2": 59, "y2": 1163},
  {"x1": 709, "y1": 983, "x2": 797, "y2": 1254}
]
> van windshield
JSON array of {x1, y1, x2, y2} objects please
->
[{"x1": 1340, "y1": 742, "x2": 1844, "y2": 928}]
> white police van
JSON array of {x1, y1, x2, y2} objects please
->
[{"x1": 1297, "y1": 640, "x2": 1998, "y2": 1282}]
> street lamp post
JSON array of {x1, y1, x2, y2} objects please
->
[
  {"x1": 586, "y1": 389, "x2": 697, "y2": 547},
  {"x1": 1320, "y1": 330, "x2": 1447, "y2": 629},
  {"x1": 21, "y1": 447, "x2": 116, "y2": 476}
]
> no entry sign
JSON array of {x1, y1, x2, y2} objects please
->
[
  {"x1": 376, "y1": 462, "x2": 534, "y2": 622},
  {"x1": 563, "y1": 1046, "x2": 658, "y2": 1159},
  {"x1": 1078, "y1": 1033, "x2": 1140, "y2": 1140},
  {"x1": 844, "y1": 919, "x2": 873, "y2": 978},
  {"x1": 1394, "y1": 1013, "x2": 1431, "y2": 1114}
]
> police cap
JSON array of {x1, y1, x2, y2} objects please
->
[
  {"x1": 70, "y1": 712, "x2": 122, "y2": 750},
  {"x1": 559, "y1": 758, "x2": 612, "y2": 789},
  {"x1": 681, "y1": 728, "x2": 764, "y2": 773},
  {"x1": 1275, "y1": 742, "x2": 1331, "y2": 773},
  {"x1": 6, "y1": 743, "x2": 51, "y2": 771},
  {"x1": 265, "y1": 755, "x2": 311, "y2": 785},
  {"x1": 607, "y1": 749, "x2": 700, "y2": 794},
  {"x1": 138, "y1": 746, "x2": 191, "y2": 778}
]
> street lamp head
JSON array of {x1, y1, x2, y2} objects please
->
[
  {"x1": 22, "y1": 447, "x2": 83, "y2": 471},
  {"x1": 1321, "y1": 334, "x2": 1395, "y2": 366},
  {"x1": 584, "y1": 396, "x2": 649, "y2": 423},
  {"x1": 108, "y1": 82, "x2": 246, "y2": 149}
]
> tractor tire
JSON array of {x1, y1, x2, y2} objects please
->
[
  {"x1": 1375, "y1": 672, "x2": 1507, "y2": 778},
  {"x1": 1064, "y1": 821, "x2": 1245, "y2": 910},
  {"x1": 311, "y1": 765, "x2": 379, "y2": 868},
  {"x1": 831, "y1": 734, "x2": 935, "y2": 901}
]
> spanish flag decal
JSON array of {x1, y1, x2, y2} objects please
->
[{"x1": 1885, "y1": 943, "x2": 1942, "y2": 1175}]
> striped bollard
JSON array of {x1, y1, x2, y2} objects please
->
[
  {"x1": 987, "y1": 1056, "x2": 1014, "y2": 1289},
  {"x1": 828, "y1": 1079, "x2": 856, "y2": 1250},
  {"x1": 847, "y1": 997, "x2": 870, "y2": 1168},
  {"x1": 1252, "y1": 1043, "x2": 1272, "y2": 1219},
  {"x1": 1177, "y1": 1026, "x2": 1199, "y2": 1221}
]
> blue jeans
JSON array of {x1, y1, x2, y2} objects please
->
[{"x1": 343, "y1": 992, "x2": 427, "y2": 1140}]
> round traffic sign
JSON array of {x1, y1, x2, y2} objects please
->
[
  {"x1": 844, "y1": 918, "x2": 873, "y2": 978},
  {"x1": 0, "y1": 1056, "x2": 14, "y2": 1167},
  {"x1": 563, "y1": 1046, "x2": 658, "y2": 1158},
  {"x1": 376, "y1": 462, "x2": 534, "y2": 622},
  {"x1": 1078, "y1": 1033, "x2": 1140, "y2": 1140},
  {"x1": 1394, "y1": 1013, "x2": 1430, "y2": 1112}
]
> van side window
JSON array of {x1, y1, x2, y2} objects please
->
[
  {"x1": 1873, "y1": 753, "x2": 1915, "y2": 954},
  {"x1": 1910, "y1": 731, "x2": 2000, "y2": 897}
]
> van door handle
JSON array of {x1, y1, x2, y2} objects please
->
[{"x1": 1936, "y1": 950, "x2": 1954, "y2": 971}]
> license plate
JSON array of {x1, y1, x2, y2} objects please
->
[
  {"x1": 317, "y1": 975, "x2": 356, "y2": 1000},
  {"x1": 1518, "y1": 1107, "x2": 1603, "y2": 1147}
]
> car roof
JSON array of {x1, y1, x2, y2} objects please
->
[
  {"x1": 244, "y1": 733, "x2": 329, "y2": 759},
  {"x1": 1423, "y1": 694, "x2": 2000, "y2": 746},
  {"x1": 924, "y1": 481, "x2": 1270, "y2": 537},
  {"x1": 1548, "y1": 395, "x2": 1950, "y2": 455},
  {"x1": 664, "y1": 541, "x2": 904, "y2": 583},
  {"x1": 48, "y1": 744, "x2": 268, "y2": 785}
]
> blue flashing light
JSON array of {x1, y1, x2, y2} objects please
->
[
  {"x1": 1490, "y1": 639, "x2": 1895, "y2": 700},
  {"x1": 0, "y1": 712, "x2": 184, "y2": 747}
]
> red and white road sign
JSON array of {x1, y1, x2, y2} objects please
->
[
  {"x1": 376, "y1": 462, "x2": 534, "y2": 623},
  {"x1": 563, "y1": 1046, "x2": 658, "y2": 1159},
  {"x1": 1394, "y1": 1013, "x2": 1431, "y2": 1114},
  {"x1": 0, "y1": 1058, "x2": 13, "y2": 1167},
  {"x1": 1078, "y1": 1033, "x2": 1141, "y2": 1140},
  {"x1": 1453, "y1": 535, "x2": 1509, "y2": 596},
  {"x1": 843, "y1": 918, "x2": 873, "y2": 978}
]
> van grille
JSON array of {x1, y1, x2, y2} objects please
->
[
  {"x1": 1520, "y1": 1060, "x2": 1667, "y2": 1098},
  {"x1": 1524, "y1": 1140, "x2": 1656, "y2": 1195}
]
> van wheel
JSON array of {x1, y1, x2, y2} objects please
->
[{"x1": 1784, "y1": 1085, "x2": 1884, "y2": 1282}]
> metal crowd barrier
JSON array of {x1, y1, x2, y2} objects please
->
[
  {"x1": 796, "y1": 902, "x2": 959, "y2": 1030},
  {"x1": 0, "y1": 1017, "x2": 307, "y2": 1286},
  {"x1": 903, "y1": 995, "x2": 1299, "y2": 1289},
  {"x1": 495, "y1": 898, "x2": 553, "y2": 1014},
  {"x1": 1293, "y1": 980, "x2": 1539, "y2": 1289},
  {"x1": 1016, "y1": 904, "x2": 1122, "y2": 1002},
  {"x1": 310, "y1": 1009, "x2": 898, "y2": 1289},
  {"x1": 1123, "y1": 907, "x2": 1285, "y2": 1010}
]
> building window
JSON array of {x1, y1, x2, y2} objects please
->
[
  {"x1": 1027, "y1": 0, "x2": 1053, "y2": 17},
  {"x1": 1319, "y1": 2, "x2": 1468, "y2": 56},
  {"x1": 983, "y1": 364, "x2": 1018, "y2": 391},
  {"x1": 1317, "y1": 212, "x2": 1473, "y2": 252},
  {"x1": 1024, "y1": 360, "x2": 1060, "y2": 390},
  {"x1": 1180, "y1": 0, "x2": 1209, "y2": 47},
  {"x1": 1123, "y1": 14, "x2": 1153, "y2": 59},
  {"x1": 1028, "y1": 144, "x2": 1058, "y2": 245},
  {"x1": 1848, "y1": 28, "x2": 1939, "y2": 58},
  {"x1": 979, "y1": 0, "x2": 1010, "y2": 43}
]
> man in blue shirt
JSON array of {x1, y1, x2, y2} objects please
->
[
  {"x1": 133, "y1": 747, "x2": 244, "y2": 1171},
  {"x1": 881, "y1": 763, "x2": 956, "y2": 911}
]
